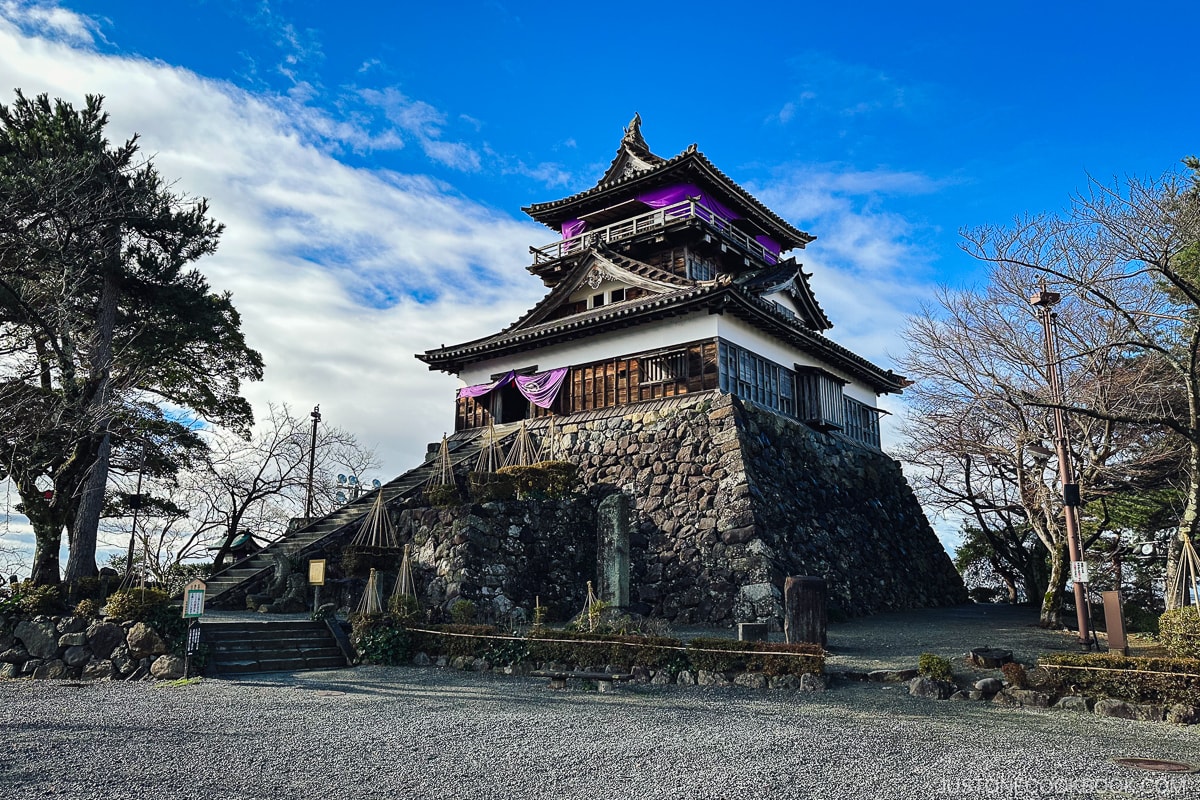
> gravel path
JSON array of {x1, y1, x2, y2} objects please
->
[{"x1": 2, "y1": 604, "x2": 1197, "y2": 799}]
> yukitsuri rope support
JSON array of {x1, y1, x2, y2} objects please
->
[
  {"x1": 357, "y1": 568, "x2": 384, "y2": 615},
  {"x1": 503, "y1": 420, "x2": 541, "y2": 468}
]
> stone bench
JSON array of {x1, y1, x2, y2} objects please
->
[{"x1": 529, "y1": 670, "x2": 634, "y2": 692}]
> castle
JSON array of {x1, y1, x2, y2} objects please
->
[{"x1": 205, "y1": 117, "x2": 965, "y2": 625}]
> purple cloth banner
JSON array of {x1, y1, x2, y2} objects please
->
[
  {"x1": 562, "y1": 219, "x2": 587, "y2": 239},
  {"x1": 755, "y1": 234, "x2": 782, "y2": 264},
  {"x1": 515, "y1": 367, "x2": 569, "y2": 409},
  {"x1": 458, "y1": 371, "x2": 514, "y2": 400},
  {"x1": 636, "y1": 183, "x2": 740, "y2": 223}
]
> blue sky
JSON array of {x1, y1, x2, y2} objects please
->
[{"x1": 0, "y1": 0, "x2": 1197, "y2": 569}]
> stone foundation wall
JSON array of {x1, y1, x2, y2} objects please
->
[
  {"x1": 399, "y1": 500, "x2": 594, "y2": 624},
  {"x1": 551, "y1": 392, "x2": 966, "y2": 626}
]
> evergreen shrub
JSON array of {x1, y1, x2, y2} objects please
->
[
  {"x1": 1159, "y1": 607, "x2": 1200, "y2": 659},
  {"x1": 687, "y1": 637, "x2": 824, "y2": 676},
  {"x1": 1039, "y1": 652, "x2": 1200, "y2": 705},
  {"x1": 918, "y1": 653, "x2": 954, "y2": 682}
]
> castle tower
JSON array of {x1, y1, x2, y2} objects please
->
[{"x1": 419, "y1": 115, "x2": 903, "y2": 446}]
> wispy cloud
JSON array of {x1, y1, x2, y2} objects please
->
[
  {"x1": 771, "y1": 53, "x2": 929, "y2": 126},
  {"x1": 0, "y1": 1, "x2": 544, "y2": 562},
  {"x1": 0, "y1": 0, "x2": 99, "y2": 44}
]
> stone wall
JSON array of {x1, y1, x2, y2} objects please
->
[
  {"x1": 398, "y1": 499, "x2": 595, "y2": 624},
  {"x1": 551, "y1": 391, "x2": 966, "y2": 625},
  {"x1": 315, "y1": 391, "x2": 964, "y2": 629},
  {"x1": 0, "y1": 614, "x2": 185, "y2": 681}
]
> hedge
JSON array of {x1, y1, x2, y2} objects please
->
[
  {"x1": 1159, "y1": 607, "x2": 1200, "y2": 660},
  {"x1": 1039, "y1": 652, "x2": 1200, "y2": 706},
  {"x1": 363, "y1": 622, "x2": 825, "y2": 676}
]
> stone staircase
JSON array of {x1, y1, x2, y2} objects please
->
[
  {"x1": 201, "y1": 619, "x2": 351, "y2": 675},
  {"x1": 203, "y1": 427, "x2": 493, "y2": 608}
]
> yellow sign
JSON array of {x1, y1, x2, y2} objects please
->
[
  {"x1": 308, "y1": 559, "x2": 326, "y2": 586},
  {"x1": 182, "y1": 579, "x2": 207, "y2": 618}
]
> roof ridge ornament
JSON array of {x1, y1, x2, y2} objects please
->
[{"x1": 622, "y1": 112, "x2": 647, "y2": 150}]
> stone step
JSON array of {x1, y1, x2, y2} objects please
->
[{"x1": 210, "y1": 656, "x2": 347, "y2": 675}]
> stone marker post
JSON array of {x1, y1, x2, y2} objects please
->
[
  {"x1": 596, "y1": 492, "x2": 630, "y2": 609},
  {"x1": 784, "y1": 576, "x2": 827, "y2": 646}
]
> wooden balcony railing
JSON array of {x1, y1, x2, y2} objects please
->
[{"x1": 530, "y1": 199, "x2": 781, "y2": 265}]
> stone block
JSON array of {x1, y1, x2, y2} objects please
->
[
  {"x1": 908, "y1": 676, "x2": 954, "y2": 700},
  {"x1": 1054, "y1": 696, "x2": 1094, "y2": 713},
  {"x1": 62, "y1": 645, "x2": 92, "y2": 668},
  {"x1": 58, "y1": 632, "x2": 88, "y2": 648},
  {"x1": 1093, "y1": 699, "x2": 1164, "y2": 721},
  {"x1": 676, "y1": 670, "x2": 696, "y2": 686},
  {"x1": 32, "y1": 659, "x2": 68, "y2": 680},
  {"x1": 1167, "y1": 704, "x2": 1200, "y2": 725},
  {"x1": 798, "y1": 673, "x2": 826, "y2": 692},
  {"x1": 126, "y1": 623, "x2": 167, "y2": 660},
  {"x1": 733, "y1": 672, "x2": 768, "y2": 689},
  {"x1": 57, "y1": 616, "x2": 88, "y2": 635},
  {"x1": 81, "y1": 659, "x2": 115, "y2": 681},
  {"x1": 14, "y1": 619, "x2": 58, "y2": 659},
  {"x1": 150, "y1": 654, "x2": 186, "y2": 680},
  {"x1": 696, "y1": 670, "x2": 730, "y2": 687}
]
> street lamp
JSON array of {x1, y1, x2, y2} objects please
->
[
  {"x1": 305, "y1": 405, "x2": 321, "y2": 520},
  {"x1": 1030, "y1": 281, "x2": 1094, "y2": 650}
]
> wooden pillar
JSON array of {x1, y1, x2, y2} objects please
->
[{"x1": 783, "y1": 576, "x2": 827, "y2": 646}]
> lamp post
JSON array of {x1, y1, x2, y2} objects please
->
[
  {"x1": 1030, "y1": 282, "x2": 1093, "y2": 650},
  {"x1": 305, "y1": 405, "x2": 321, "y2": 520}
]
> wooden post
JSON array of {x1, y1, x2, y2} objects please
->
[
  {"x1": 1101, "y1": 591, "x2": 1128, "y2": 656},
  {"x1": 784, "y1": 576, "x2": 827, "y2": 646}
]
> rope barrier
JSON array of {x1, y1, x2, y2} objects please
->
[{"x1": 1039, "y1": 662, "x2": 1200, "y2": 679}]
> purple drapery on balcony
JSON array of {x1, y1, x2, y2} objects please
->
[
  {"x1": 562, "y1": 219, "x2": 587, "y2": 239},
  {"x1": 458, "y1": 371, "x2": 514, "y2": 399},
  {"x1": 755, "y1": 234, "x2": 782, "y2": 264},
  {"x1": 514, "y1": 367, "x2": 569, "y2": 409},
  {"x1": 636, "y1": 183, "x2": 740, "y2": 223},
  {"x1": 457, "y1": 368, "x2": 569, "y2": 409}
]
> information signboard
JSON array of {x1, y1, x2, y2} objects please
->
[
  {"x1": 308, "y1": 559, "x2": 326, "y2": 586},
  {"x1": 1071, "y1": 560, "x2": 1090, "y2": 585},
  {"x1": 182, "y1": 579, "x2": 207, "y2": 618}
]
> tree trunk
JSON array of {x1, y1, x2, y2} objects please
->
[
  {"x1": 63, "y1": 245, "x2": 120, "y2": 588},
  {"x1": 1040, "y1": 540, "x2": 1068, "y2": 628},
  {"x1": 63, "y1": 430, "x2": 110, "y2": 584}
]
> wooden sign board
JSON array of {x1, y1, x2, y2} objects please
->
[
  {"x1": 308, "y1": 559, "x2": 326, "y2": 586},
  {"x1": 182, "y1": 579, "x2": 207, "y2": 618}
]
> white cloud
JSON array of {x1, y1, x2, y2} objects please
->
[
  {"x1": 0, "y1": 5, "x2": 544, "y2": 532},
  {"x1": 0, "y1": 0, "x2": 98, "y2": 44}
]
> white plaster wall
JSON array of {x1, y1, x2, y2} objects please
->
[
  {"x1": 459, "y1": 312, "x2": 720, "y2": 386},
  {"x1": 715, "y1": 315, "x2": 880, "y2": 405}
]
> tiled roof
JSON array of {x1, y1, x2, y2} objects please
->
[{"x1": 523, "y1": 147, "x2": 815, "y2": 252}]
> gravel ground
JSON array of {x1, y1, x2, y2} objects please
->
[{"x1": 2, "y1": 605, "x2": 1197, "y2": 799}]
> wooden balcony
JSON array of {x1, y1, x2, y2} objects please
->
[{"x1": 530, "y1": 199, "x2": 781, "y2": 265}]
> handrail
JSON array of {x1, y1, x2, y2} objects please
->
[{"x1": 529, "y1": 199, "x2": 781, "y2": 265}]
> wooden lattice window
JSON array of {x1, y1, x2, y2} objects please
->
[
  {"x1": 641, "y1": 351, "x2": 687, "y2": 385},
  {"x1": 795, "y1": 366, "x2": 846, "y2": 431}
]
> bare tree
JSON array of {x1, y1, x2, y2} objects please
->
[
  {"x1": 98, "y1": 402, "x2": 379, "y2": 577},
  {"x1": 961, "y1": 166, "x2": 1200, "y2": 609},
  {"x1": 899, "y1": 257, "x2": 1184, "y2": 626}
]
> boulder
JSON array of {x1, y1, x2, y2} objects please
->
[
  {"x1": 949, "y1": 691, "x2": 971, "y2": 701},
  {"x1": 1054, "y1": 696, "x2": 1094, "y2": 713},
  {"x1": 0, "y1": 662, "x2": 19, "y2": 679},
  {"x1": 650, "y1": 669, "x2": 673, "y2": 685},
  {"x1": 0, "y1": 646, "x2": 30, "y2": 664},
  {"x1": 150, "y1": 654, "x2": 186, "y2": 680},
  {"x1": 62, "y1": 645, "x2": 93, "y2": 668},
  {"x1": 81, "y1": 659, "x2": 115, "y2": 681},
  {"x1": 110, "y1": 644, "x2": 135, "y2": 676},
  {"x1": 1166, "y1": 705, "x2": 1200, "y2": 725},
  {"x1": 86, "y1": 622, "x2": 125, "y2": 660},
  {"x1": 676, "y1": 669, "x2": 696, "y2": 686},
  {"x1": 908, "y1": 677, "x2": 954, "y2": 700},
  {"x1": 57, "y1": 615, "x2": 88, "y2": 635},
  {"x1": 14, "y1": 619, "x2": 58, "y2": 659},
  {"x1": 733, "y1": 672, "x2": 768, "y2": 689},
  {"x1": 631, "y1": 666, "x2": 652, "y2": 684},
  {"x1": 126, "y1": 622, "x2": 168, "y2": 660},
  {"x1": 696, "y1": 670, "x2": 730, "y2": 687},
  {"x1": 1006, "y1": 689, "x2": 1052, "y2": 708},
  {"x1": 799, "y1": 672, "x2": 826, "y2": 692},
  {"x1": 412, "y1": 652, "x2": 431, "y2": 666},
  {"x1": 32, "y1": 659, "x2": 68, "y2": 679},
  {"x1": 974, "y1": 678, "x2": 1003, "y2": 694},
  {"x1": 21, "y1": 659, "x2": 44, "y2": 675},
  {"x1": 1094, "y1": 699, "x2": 1165, "y2": 721},
  {"x1": 470, "y1": 658, "x2": 491, "y2": 672},
  {"x1": 770, "y1": 674, "x2": 802, "y2": 690},
  {"x1": 58, "y1": 632, "x2": 88, "y2": 648}
]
